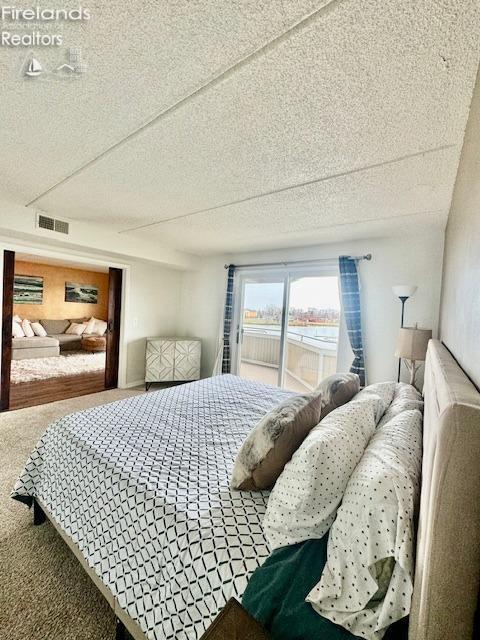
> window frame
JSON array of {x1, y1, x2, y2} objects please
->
[{"x1": 231, "y1": 262, "x2": 344, "y2": 388}]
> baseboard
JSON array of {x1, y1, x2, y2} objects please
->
[{"x1": 121, "y1": 380, "x2": 144, "y2": 389}]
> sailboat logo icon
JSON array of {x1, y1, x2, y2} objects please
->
[{"x1": 24, "y1": 56, "x2": 43, "y2": 77}]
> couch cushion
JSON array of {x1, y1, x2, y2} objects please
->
[
  {"x1": 12, "y1": 346, "x2": 60, "y2": 360},
  {"x1": 52, "y1": 334, "x2": 82, "y2": 345},
  {"x1": 12, "y1": 336, "x2": 59, "y2": 349},
  {"x1": 40, "y1": 319, "x2": 70, "y2": 334}
]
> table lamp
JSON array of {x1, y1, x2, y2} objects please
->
[{"x1": 395, "y1": 325, "x2": 432, "y2": 389}]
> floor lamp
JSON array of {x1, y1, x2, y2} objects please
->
[{"x1": 392, "y1": 285, "x2": 417, "y2": 382}]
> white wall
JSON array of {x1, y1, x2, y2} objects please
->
[
  {"x1": 179, "y1": 232, "x2": 445, "y2": 385},
  {"x1": 178, "y1": 256, "x2": 228, "y2": 378},
  {"x1": 439, "y1": 68, "x2": 480, "y2": 388},
  {"x1": 124, "y1": 261, "x2": 182, "y2": 386}
]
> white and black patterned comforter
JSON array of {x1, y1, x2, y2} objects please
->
[{"x1": 12, "y1": 375, "x2": 292, "y2": 640}]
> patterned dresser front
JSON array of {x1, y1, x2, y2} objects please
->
[{"x1": 145, "y1": 337, "x2": 201, "y2": 387}]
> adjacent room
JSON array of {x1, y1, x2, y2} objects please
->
[
  {"x1": 0, "y1": 2, "x2": 479, "y2": 640},
  {"x1": 9, "y1": 254, "x2": 109, "y2": 409}
]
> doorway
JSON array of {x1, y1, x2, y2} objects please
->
[
  {"x1": 233, "y1": 266, "x2": 341, "y2": 392},
  {"x1": 1, "y1": 250, "x2": 122, "y2": 411}
]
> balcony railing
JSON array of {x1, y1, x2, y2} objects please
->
[{"x1": 240, "y1": 326, "x2": 337, "y2": 391}]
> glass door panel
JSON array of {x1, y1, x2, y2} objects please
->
[
  {"x1": 237, "y1": 278, "x2": 285, "y2": 386},
  {"x1": 283, "y1": 276, "x2": 340, "y2": 392}
]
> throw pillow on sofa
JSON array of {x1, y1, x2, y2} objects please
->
[
  {"x1": 21, "y1": 318, "x2": 35, "y2": 338},
  {"x1": 85, "y1": 317, "x2": 107, "y2": 336},
  {"x1": 93, "y1": 319, "x2": 107, "y2": 336},
  {"x1": 31, "y1": 322, "x2": 47, "y2": 337},
  {"x1": 12, "y1": 321, "x2": 25, "y2": 338},
  {"x1": 84, "y1": 317, "x2": 96, "y2": 335},
  {"x1": 66, "y1": 322, "x2": 87, "y2": 336}
]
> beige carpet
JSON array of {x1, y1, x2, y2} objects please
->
[{"x1": 0, "y1": 388, "x2": 143, "y2": 640}]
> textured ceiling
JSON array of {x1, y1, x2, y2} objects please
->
[{"x1": 1, "y1": 0, "x2": 479, "y2": 256}]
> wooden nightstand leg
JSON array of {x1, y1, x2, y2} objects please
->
[
  {"x1": 116, "y1": 619, "x2": 134, "y2": 640},
  {"x1": 33, "y1": 499, "x2": 46, "y2": 525}
]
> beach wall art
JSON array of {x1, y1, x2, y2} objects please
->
[{"x1": 13, "y1": 275, "x2": 44, "y2": 304}]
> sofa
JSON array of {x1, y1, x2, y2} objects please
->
[
  {"x1": 12, "y1": 317, "x2": 102, "y2": 360},
  {"x1": 12, "y1": 336, "x2": 60, "y2": 360}
]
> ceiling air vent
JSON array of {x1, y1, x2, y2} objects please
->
[
  {"x1": 54, "y1": 218, "x2": 69, "y2": 234},
  {"x1": 37, "y1": 213, "x2": 69, "y2": 235}
]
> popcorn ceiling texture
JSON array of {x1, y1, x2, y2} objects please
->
[{"x1": 0, "y1": 0, "x2": 479, "y2": 255}]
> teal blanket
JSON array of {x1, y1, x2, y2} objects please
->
[{"x1": 242, "y1": 535, "x2": 360, "y2": 640}]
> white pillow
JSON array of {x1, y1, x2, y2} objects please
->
[
  {"x1": 21, "y1": 318, "x2": 35, "y2": 338},
  {"x1": 31, "y1": 321, "x2": 47, "y2": 337},
  {"x1": 307, "y1": 406, "x2": 423, "y2": 640},
  {"x1": 13, "y1": 314, "x2": 22, "y2": 323},
  {"x1": 92, "y1": 319, "x2": 107, "y2": 336},
  {"x1": 263, "y1": 393, "x2": 389, "y2": 550},
  {"x1": 84, "y1": 316, "x2": 96, "y2": 335},
  {"x1": 66, "y1": 322, "x2": 87, "y2": 336},
  {"x1": 12, "y1": 321, "x2": 25, "y2": 338}
]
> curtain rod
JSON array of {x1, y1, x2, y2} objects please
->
[{"x1": 224, "y1": 253, "x2": 372, "y2": 270}]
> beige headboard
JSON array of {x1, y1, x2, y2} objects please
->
[{"x1": 409, "y1": 340, "x2": 480, "y2": 640}]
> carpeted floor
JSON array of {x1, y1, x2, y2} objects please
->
[{"x1": 0, "y1": 388, "x2": 143, "y2": 640}]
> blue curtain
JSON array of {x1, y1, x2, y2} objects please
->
[
  {"x1": 338, "y1": 256, "x2": 365, "y2": 386},
  {"x1": 221, "y1": 265, "x2": 235, "y2": 374}
]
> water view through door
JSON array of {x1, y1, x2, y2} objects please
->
[{"x1": 236, "y1": 271, "x2": 340, "y2": 392}]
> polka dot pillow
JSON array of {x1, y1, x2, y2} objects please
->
[
  {"x1": 307, "y1": 403, "x2": 423, "y2": 640},
  {"x1": 263, "y1": 392, "x2": 390, "y2": 550}
]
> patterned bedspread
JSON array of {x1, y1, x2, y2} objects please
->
[{"x1": 12, "y1": 375, "x2": 292, "y2": 640}]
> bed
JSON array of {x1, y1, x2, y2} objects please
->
[
  {"x1": 12, "y1": 374, "x2": 293, "y2": 639},
  {"x1": 11, "y1": 340, "x2": 480, "y2": 640}
]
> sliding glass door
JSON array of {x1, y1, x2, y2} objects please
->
[
  {"x1": 235, "y1": 273, "x2": 286, "y2": 387},
  {"x1": 233, "y1": 266, "x2": 341, "y2": 391}
]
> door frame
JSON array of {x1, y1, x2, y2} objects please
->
[
  {"x1": 231, "y1": 263, "x2": 342, "y2": 386},
  {"x1": 105, "y1": 267, "x2": 122, "y2": 389},
  {"x1": 0, "y1": 250, "x2": 14, "y2": 411},
  {"x1": 0, "y1": 241, "x2": 130, "y2": 410}
]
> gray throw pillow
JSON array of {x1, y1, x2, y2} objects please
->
[
  {"x1": 317, "y1": 372, "x2": 361, "y2": 417},
  {"x1": 231, "y1": 372, "x2": 360, "y2": 492},
  {"x1": 231, "y1": 390, "x2": 322, "y2": 491}
]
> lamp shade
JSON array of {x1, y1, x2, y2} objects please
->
[
  {"x1": 395, "y1": 327, "x2": 432, "y2": 361},
  {"x1": 392, "y1": 285, "x2": 418, "y2": 299}
]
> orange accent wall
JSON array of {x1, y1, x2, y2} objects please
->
[{"x1": 13, "y1": 260, "x2": 109, "y2": 321}]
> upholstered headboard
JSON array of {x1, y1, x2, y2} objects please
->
[{"x1": 409, "y1": 340, "x2": 480, "y2": 640}]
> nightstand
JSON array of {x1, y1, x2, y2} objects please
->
[{"x1": 199, "y1": 598, "x2": 269, "y2": 640}]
